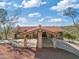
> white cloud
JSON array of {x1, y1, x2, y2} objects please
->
[
  {"x1": 8, "y1": 2, "x2": 11, "y2": 5},
  {"x1": 14, "y1": 4, "x2": 18, "y2": 7},
  {"x1": 0, "y1": 2, "x2": 7, "y2": 8},
  {"x1": 0, "y1": 1, "x2": 22, "y2": 9},
  {"x1": 38, "y1": 16, "x2": 51, "y2": 22},
  {"x1": 17, "y1": 17, "x2": 28, "y2": 23},
  {"x1": 74, "y1": 4, "x2": 79, "y2": 8},
  {"x1": 41, "y1": 1, "x2": 47, "y2": 5},
  {"x1": 0, "y1": 2, "x2": 12, "y2": 8},
  {"x1": 28, "y1": 12, "x2": 41, "y2": 17},
  {"x1": 0, "y1": 0, "x2": 47, "y2": 9},
  {"x1": 13, "y1": 3, "x2": 22, "y2": 8},
  {"x1": 38, "y1": 18, "x2": 44, "y2": 22},
  {"x1": 16, "y1": 17, "x2": 28, "y2": 26},
  {"x1": 21, "y1": 0, "x2": 47, "y2": 8},
  {"x1": 48, "y1": 18, "x2": 63, "y2": 22},
  {"x1": 50, "y1": 0, "x2": 79, "y2": 12}
]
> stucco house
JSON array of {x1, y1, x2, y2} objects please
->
[{"x1": 14, "y1": 25, "x2": 63, "y2": 48}]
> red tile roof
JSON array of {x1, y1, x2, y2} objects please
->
[{"x1": 15, "y1": 25, "x2": 63, "y2": 33}]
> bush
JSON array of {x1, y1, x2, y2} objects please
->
[
  {"x1": 63, "y1": 32, "x2": 77, "y2": 41},
  {"x1": 0, "y1": 36, "x2": 2, "y2": 39}
]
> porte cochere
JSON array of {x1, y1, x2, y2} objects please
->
[{"x1": 14, "y1": 25, "x2": 63, "y2": 48}]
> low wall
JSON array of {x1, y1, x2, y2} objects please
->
[
  {"x1": 56, "y1": 40, "x2": 79, "y2": 56},
  {"x1": 10, "y1": 39, "x2": 37, "y2": 47}
]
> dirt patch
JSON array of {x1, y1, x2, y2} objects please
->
[{"x1": 0, "y1": 44, "x2": 35, "y2": 59}]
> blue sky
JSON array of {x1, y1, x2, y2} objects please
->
[{"x1": 0, "y1": 0, "x2": 79, "y2": 26}]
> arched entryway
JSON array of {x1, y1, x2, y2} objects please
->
[
  {"x1": 14, "y1": 25, "x2": 63, "y2": 48},
  {"x1": 42, "y1": 32, "x2": 53, "y2": 47},
  {"x1": 23, "y1": 28, "x2": 57, "y2": 48}
]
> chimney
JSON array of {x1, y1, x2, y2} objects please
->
[
  {"x1": 38, "y1": 25, "x2": 41, "y2": 28},
  {"x1": 16, "y1": 25, "x2": 20, "y2": 30}
]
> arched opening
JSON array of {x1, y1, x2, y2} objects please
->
[
  {"x1": 42, "y1": 32, "x2": 53, "y2": 47},
  {"x1": 42, "y1": 32, "x2": 47, "y2": 38},
  {"x1": 24, "y1": 29, "x2": 57, "y2": 48}
]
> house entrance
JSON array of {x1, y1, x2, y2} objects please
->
[
  {"x1": 42, "y1": 32, "x2": 53, "y2": 47},
  {"x1": 42, "y1": 32, "x2": 47, "y2": 39}
]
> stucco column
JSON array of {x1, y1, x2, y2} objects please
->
[
  {"x1": 38, "y1": 30, "x2": 42, "y2": 48},
  {"x1": 31, "y1": 33, "x2": 33, "y2": 38},
  {"x1": 24, "y1": 35, "x2": 27, "y2": 47},
  {"x1": 46, "y1": 32, "x2": 49, "y2": 39},
  {"x1": 52, "y1": 33, "x2": 56, "y2": 48},
  {"x1": 60, "y1": 32, "x2": 63, "y2": 40}
]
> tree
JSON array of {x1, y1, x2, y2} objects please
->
[
  {"x1": 0, "y1": 8, "x2": 7, "y2": 39},
  {"x1": 63, "y1": 32, "x2": 77, "y2": 42},
  {"x1": 63, "y1": 32, "x2": 72, "y2": 42},
  {"x1": 0, "y1": 8, "x2": 21, "y2": 40},
  {"x1": 0, "y1": 32, "x2": 3, "y2": 39},
  {"x1": 70, "y1": 35, "x2": 77, "y2": 41},
  {"x1": 63, "y1": 7, "x2": 79, "y2": 34}
]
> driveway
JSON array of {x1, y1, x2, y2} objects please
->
[
  {"x1": 0, "y1": 44, "x2": 79, "y2": 59},
  {"x1": 35, "y1": 48, "x2": 79, "y2": 59}
]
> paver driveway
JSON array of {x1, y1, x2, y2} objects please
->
[{"x1": 0, "y1": 44, "x2": 79, "y2": 59}]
